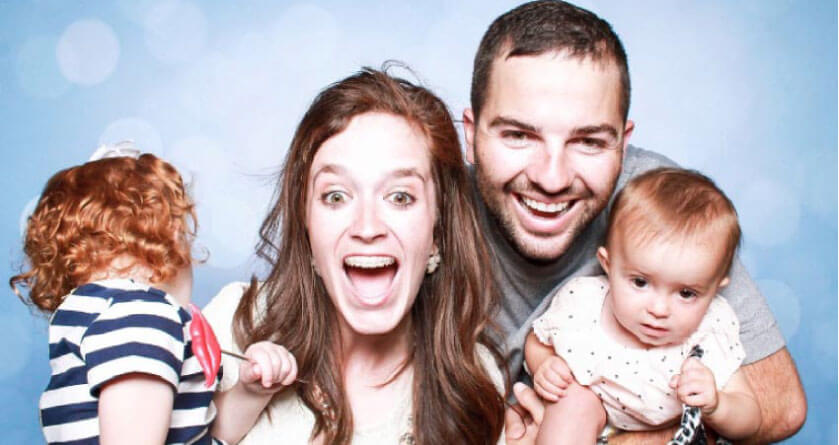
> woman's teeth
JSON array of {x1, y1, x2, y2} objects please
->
[
  {"x1": 521, "y1": 196, "x2": 569, "y2": 214},
  {"x1": 344, "y1": 255, "x2": 396, "y2": 268}
]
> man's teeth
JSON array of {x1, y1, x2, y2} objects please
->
[
  {"x1": 344, "y1": 256, "x2": 396, "y2": 269},
  {"x1": 521, "y1": 197, "x2": 569, "y2": 214}
]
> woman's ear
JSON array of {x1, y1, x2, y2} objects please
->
[
  {"x1": 596, "y1": 246, "x2": 611, "y2": 275},
  {"x1": 718, "y1": 276, "x2": 730, "y2": 288}
]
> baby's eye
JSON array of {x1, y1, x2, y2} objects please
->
[
  {"x1": 679, "y1": 289, "x2": 697, "y2": 299},
  {"x1": 321, "y1": 191, "x2": 347, "y2": 205},
  {"x1": 631, "y1": 277, "x2": 647, "y2": 288},
  {"x1": 387, "y1": 191, "x2": 415, "y2": 206}
]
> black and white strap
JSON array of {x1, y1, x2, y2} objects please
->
[{"x1": 667, "y1": 345, "x2": 731, "y2": 445}]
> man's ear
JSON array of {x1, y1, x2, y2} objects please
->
[
  {"x1": 622, "y1": 119, "x2": 635, "y2": 153},
  {"x1": 718, "y1": 276, "x2": 730, "y2": 288},
  {"x1": 597, "y1": 246, "x2": 611, "y2": 274},
  {"x1": 463, "y1": 108, "x2": 476, "y2": 164}
]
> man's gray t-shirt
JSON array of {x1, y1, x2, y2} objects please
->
[{"x1": 476, "y1": 145, "x2": 785, "y2": 379}]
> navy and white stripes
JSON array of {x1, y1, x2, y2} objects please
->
[{"x1": 40, "y1": 279, "x2": 224, "y2": 445}]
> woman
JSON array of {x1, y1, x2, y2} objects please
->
[{"x1": 203, "y1": 67, "x2": 507, "y2": 444}]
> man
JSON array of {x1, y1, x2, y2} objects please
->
[{"x1": 463, "y1": 1, "x2": 806, "y2": 442}]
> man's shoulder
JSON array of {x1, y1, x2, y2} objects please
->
[{"x1": 617, "y1": 145, "x2": 680, "y2": 190}]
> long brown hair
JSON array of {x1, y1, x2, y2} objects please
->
[
  {"x1": 11, "y1": 154, "x2": 196, "y2": 313},
  {"x1": 233, "y1": 67, "x2": 506, "y2": 443}
]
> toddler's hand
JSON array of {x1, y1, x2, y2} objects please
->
[
  {"x1": 533, "y1": 356, "x2": 574, "y2": 402},
  {"x1": 669, "y1": 357, "x2": 718, "y2": 415},
  {"x1": 239, "y1": 341, "x2": 298, "y2": 396}
]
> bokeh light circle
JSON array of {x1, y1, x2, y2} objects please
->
[
  {"x1": 738, "y1": 178, "x2": 800, "y2": 247},
  {"x1": 757, "y1": 279, "x2": 801, "y2": 341},
  {"x1": 99, "y1": 118, "x2": 164, "y2": 156},
  {"x1": 144, "y1": 0, "x2": 207, "y2": 64},
  {"x1": 56, "y1": 19, "x2": 120, "y2": 86}
]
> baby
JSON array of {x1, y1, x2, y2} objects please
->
[
  {"x1": 11, "y1": 145, "x2": 296, "y2": 445},
  {"x1": 524, "y1": 167, "x2": 761, "y2": 443}
]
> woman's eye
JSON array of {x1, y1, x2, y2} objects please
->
[
  {"x1": 321, "y1": 191, "x2": 347, "y2": 205},
  {"x1": 679, "y1": 289, "x2": 697, "y2": 299},
  {"x1": 387, "y1": 191, "x2": 415, "y2": 206},
  {"x1": 631, "y1": 277, "x2": 647, "y2": 288}
]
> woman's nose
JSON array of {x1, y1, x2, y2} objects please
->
[{"x1": 349, "y1": 201, "x2": 387, "y2": 242}]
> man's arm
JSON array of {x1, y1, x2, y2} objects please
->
[
  {"x1": 610, "y1": 348, "x2": 806, "y2": 444},
  {"x1": 739, "y1": 348, "x2": 806, "y2": 444}
]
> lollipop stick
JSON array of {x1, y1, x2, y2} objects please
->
[{"x1": 220, "y1": 349, "x2": 309, "y2": 384}]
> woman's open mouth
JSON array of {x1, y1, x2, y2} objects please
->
[{"x1": 343, "y1": 255, "x2": 398, "y2": 306}]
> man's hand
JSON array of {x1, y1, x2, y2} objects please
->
[
  {"x1": 670, "y1": 357, "x2": 718, "y2": 415},
  {"x1": 505, "y1": 382, "x2": 545, "y2": 445},
  {"x1": 239, "y1": 341, "x2": 298, "y2": 396},
  {"x1": 533, "y1": 355, "x2": 574, "y2": 402}
]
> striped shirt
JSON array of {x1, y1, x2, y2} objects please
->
[{"x1": 40, "y1": 278, "x2": 224, "y2": 445}]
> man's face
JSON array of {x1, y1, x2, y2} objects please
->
[{"x1": 464, "y1": 52, "x2": 633, "y2": 261}]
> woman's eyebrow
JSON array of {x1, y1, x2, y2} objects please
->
[
  {"x1": 388, "y1": 167, "x2": 428, "y2": 183},
  {"x1": 311, "y1": 164, "x2": 345, "y2": 183}
]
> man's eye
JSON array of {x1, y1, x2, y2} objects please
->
[
  {"x1": 679, "y1": 289, "x2": 697, "y2": 299},
  {"x1": 321, "y1": 191, "x2": 347, "y2": 205},
  {"x1": 387, "y1": 191, "x2": 415, "y2": 206},
  {"x1": 572, "y1": 137, "x2": 608, "y2": 153},
  {"x1": 502, "y1": 131, "x2": 531, "y2": 148},
  {"x1": 631, "y1": 277, "x2": 647, "y2": 288}
]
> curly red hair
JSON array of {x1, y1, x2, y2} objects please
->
[{"x1": 10, "y1": 154, "x2": 196, "y2": 313}]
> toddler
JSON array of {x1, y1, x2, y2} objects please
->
[
  {"x1": 11, "y1": 144, "x2": 296, "y2": 445},
  {"x1": 524, "y1": 167, "x2": 761, "y2": 443}
]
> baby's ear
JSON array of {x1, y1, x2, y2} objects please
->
[
  {"x1": 596, "y1": 246, "x2": 611, "y2": 274},
  {"x1": 718, "y1": 276, "x2": 730, "y2": 288}
]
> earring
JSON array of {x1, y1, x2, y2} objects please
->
[{"x1": 426, "y1": 250, "x2": 441, "y2": 274}]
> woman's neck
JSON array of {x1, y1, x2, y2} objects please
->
[
  {"x1": 339, "y1": 316, "x2": 412, "y2": 385},
  {"x1": 337, "y1": 316, "x2": 414, "y2": 431}
]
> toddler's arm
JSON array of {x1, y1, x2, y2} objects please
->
[
  {"x1": 99, "y1": 374, "x2": 175, "y2": 444},
  {"x1": 524, "y1": 331, "x2": 574, "y2": 401},
  {"x1": 671, "y1": 359, "x2": 761, "y2": 439},
  {"x1": 211, "y1": 341, "x2": 298, "y2": 444}
]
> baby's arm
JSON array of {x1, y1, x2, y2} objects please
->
[
  {"x1": 211, "y1": 341, "x2": 298, "y2": 444},
  {"x1": 536, "y1": 380, "x2": 607, "y2": 445},
  {"x1": 524, "y1": 331, "x2": 574, "y2": 401},
  {"x1": 671, "y1": 359, "x2": 761, "y2": 439},
  {"x1": 99, "y1": 374, "x2": 174, "y2": 444}
]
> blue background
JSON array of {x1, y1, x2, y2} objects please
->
[{"x1": 1, "y1": 1, "x2": 835, "y2": 443}]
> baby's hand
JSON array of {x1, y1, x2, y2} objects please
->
[
  {"x1": 533, "y1": 356, "x2": 574, "y2": 402},
  {"x1": 669, "y1": 357, "x2": 718, "y2": 415},
  {"x1": 239, "y1": 341, "x2": 298, "y2": 396}
]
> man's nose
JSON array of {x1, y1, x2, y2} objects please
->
[
  {"x1": 349, "y1": 200, "x2": 387, "y2": 242},
  {"x1": 525, "y1": 142, "x2": 573, "y2": 194}
]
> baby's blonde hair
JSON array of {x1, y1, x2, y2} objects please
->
[{"x1": 606, "y1": 167, "x2": 741, "y2": 276}]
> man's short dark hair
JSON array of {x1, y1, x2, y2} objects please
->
[{"x1": 470, "y1": 0, "x2": 630, "y2": 123}]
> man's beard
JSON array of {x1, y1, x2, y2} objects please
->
[{"x1": 473, "y1": 163, "x2": 612, "y2": 263}]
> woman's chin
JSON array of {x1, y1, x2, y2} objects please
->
[{"x1": 339, "y1": 301, "x2": 411, "y2": 337}]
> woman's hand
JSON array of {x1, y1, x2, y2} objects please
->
[
  {"x1": 239, "y1": 341, "x2": 298, "y2": 396},
  {"x1": 533, "y1": 356, "x2": 574, "y2": 402},
  {"x1": 505, "y1": 382, "x2": 545, "y2": 445},
  {"x1": 670, "y1": 357, "x2": 718, "y2": 415}
]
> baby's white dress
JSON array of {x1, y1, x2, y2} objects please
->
[{"x1": 532, "y1": 276, "x2": 745, "y2": 431}]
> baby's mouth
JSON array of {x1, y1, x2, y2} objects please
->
[{"x1": 343, "y1": 255, "x2": 398, "y2": 301}]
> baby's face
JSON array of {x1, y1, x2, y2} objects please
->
[{"x1": 598, "y1": 231, "x2": 730, "y2": 348}]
